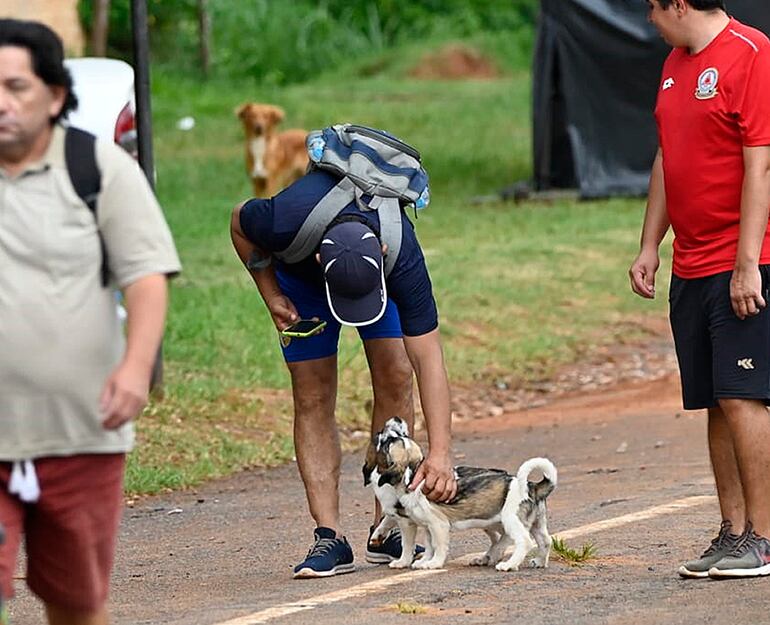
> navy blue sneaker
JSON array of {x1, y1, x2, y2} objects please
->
[
  {"x1": 365, "y1": 524, "x2": 425, "y2": 564},
  {"x1": 293, "y1": 527, "x2": 355, "y2": 578}
]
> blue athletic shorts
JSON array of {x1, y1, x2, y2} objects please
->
[{"x1": 275, "y1": 268, "x2": 403, "y2": 363}]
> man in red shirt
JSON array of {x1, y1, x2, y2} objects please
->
[{"x1": 630, "y1": 0, "x2": 770, "y2": 579}]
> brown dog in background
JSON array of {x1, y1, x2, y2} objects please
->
[{"x1": 235, "y1": 103, "x2": 309, "y2": 197}]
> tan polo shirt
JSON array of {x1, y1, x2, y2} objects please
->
[{"x1": 0, "y1": 125, "x2": 181, "y2": 460}]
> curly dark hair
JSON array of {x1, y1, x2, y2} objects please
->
[
  {"x1": 0, "y1": 19, "x2": 78, "y2": 123},
  {"x1": 655, "y1": 0, "x2": 727, "y2": 10}
]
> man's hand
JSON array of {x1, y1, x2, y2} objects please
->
[
  {"x1": 100, "y1": 360, "x2": 151, "y2": 430},
  {"x1": 730, "y1": 265, "x2": 766, "y2": 320},
  {"x1": 629, "y1": 248, "x2": 660, "y2": 299},
  {"x1": 266, "y1": 294, "x2": 299, "y2": 331},
  {"x1": 409, "y1": 451, "x2": 457, "y2": 503}
]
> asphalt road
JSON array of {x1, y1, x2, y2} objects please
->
[{"x1": 9, "y1": 374, "x2": 770, "y2": 624}]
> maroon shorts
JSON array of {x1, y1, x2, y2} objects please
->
[{"x1": 0, "y1": 454, "x2": 125, "y2": 612}]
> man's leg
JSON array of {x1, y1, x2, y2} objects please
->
[
  {"x1": 707, "y1": 405, "x2": 746, "y2": 532},
  {"x1": 669, "y1": 274, "x2": 744, "y2": 578},
  {"x1": 364, "y1": 337, "x2": 414, "y2": 437},
  {"x1": 288, "y1": 356, "x2": 342, "y2": 532},
  {"x1": 361, "y1": 336, "x2": 425, "y2": 564},
  {"x1": 44, "y1": 605, "x2": 108, "y2": 625},
  {"x1": 363, "y1": 337, "x2": 414, "y2": 522},
  {"x1": 23, "y1": 456, "x2": 124, "y2": 624},
  {"x1": 718, "y1": 398, "x2": 770, "y2": 536}
]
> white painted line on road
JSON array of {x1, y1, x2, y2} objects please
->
[
  {"x1": 214, "y1": 569, "x2": 444, "y2": 624},
  {"x1": 554, "y1": 495, "x2": 717, "y2": 542},
  {"x1": 213, "y1": 494, "x2": 717, "y2": 625}
]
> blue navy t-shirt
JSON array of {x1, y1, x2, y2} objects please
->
[{"x1": 239, "y1": 169, "x2": 438, "y2": 336}]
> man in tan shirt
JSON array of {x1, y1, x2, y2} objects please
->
[{"x1": 0, "y1": 19, "x2": 181, "y2": 624}]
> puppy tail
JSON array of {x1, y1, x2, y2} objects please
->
[{"x1": 515, "y1": 457, "x2": 558, "y2": 501}]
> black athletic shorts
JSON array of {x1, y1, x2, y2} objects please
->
[{"x1": 669, "y1": 266, "x2": 770, "y2": 410}]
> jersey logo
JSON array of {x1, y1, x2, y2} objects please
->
[
  {"x1": 279, "y1": 333, "x2": 292, "y2": 348},
  {"x1": 737, "y1": 358, "x2": 754, "y2": 370},
  {"x1": 662, "y1": 77, "x2": 675, "y2": 91},
  {"x1": 695, "y1": 67, "x2": 719, "y2": 100}
]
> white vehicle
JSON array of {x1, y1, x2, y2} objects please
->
[
  {"x1": 64, "y1": 57, "x2": 139, "y2": 323},
  {"x1": 64, "y1": 57, "x2": 137, "y2": 157}
]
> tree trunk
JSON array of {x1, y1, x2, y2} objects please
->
[
  {"x1": 91, "y1": 0, "x2": 111, "y2": 56},
  {"x1": 198, "y1": 0, "x2": 211, "y2": 76}
]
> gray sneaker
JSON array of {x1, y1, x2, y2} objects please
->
[
  {"x1": 708, "y1": 522, "x2": 770, "y2": 578},
  {"x1": 678, "y1": 520, "x2": 741, "y2": 578}
]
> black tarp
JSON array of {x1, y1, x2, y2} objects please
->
[{"x1": 532, "y1": 0, "x2": 770, "y2": 199}]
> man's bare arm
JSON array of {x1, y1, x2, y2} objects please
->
[
  {"x1": 731, "y1": 145, "x2": 770, "y2": 319},
  {"x1": 630, "y1": 148, "x2": 670, "y2": 298}
]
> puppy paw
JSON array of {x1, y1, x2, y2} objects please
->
[
  {"x1": 389, "y1": 558, "x2": 412, "y2": 569},
  {"x1": 412, "y1": 558, "x2": 444, "y2": 570},
  {"x1": 469, "y1": 555, "x2": 490, "y2": 567},
  {"x1": 495, "y1": 561, "x2": 519, "y2": 572}
]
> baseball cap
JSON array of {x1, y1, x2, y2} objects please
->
[{"x1": 320, "y1": 221, "x2": 387, "y2": 327}]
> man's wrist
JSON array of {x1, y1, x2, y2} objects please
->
[
  {"x1": 427, "y1": 445, "x2": 451, "y2": 458},
  {"x1": 734, "y1": 258, "x2": 760, "y2": 272}
]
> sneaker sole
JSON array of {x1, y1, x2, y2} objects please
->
[
  {"x1": 365, "y1": 551, "x2": 395, "y2": 564},
  {"x1": 677, "y1": 565, "x2": 710, "y2": 579},
  {"x1": 708, "y1": 563, "x2": 770, "y2": 578},
  {"x1": 293, "y1": 563, "x2": 356, "y2": 579},
  {"x1": 365, "y1": 550, "x2": 426, "y2": 564}
]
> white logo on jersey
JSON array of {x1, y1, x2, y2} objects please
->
[
  {"x1": 737, "y1": 358, "x2": 754, "y2": 370},
  {"x1": 695, "y1": 67, "x2": 719, "y2": 100},
  {"x1": 662, "y1": 77, "x2": 675, "y2": 91}
]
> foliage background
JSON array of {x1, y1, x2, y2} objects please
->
[
  {"x1": 79, "y1": 0, "x2": 537, "y2": 82},
  {"x1": 73, "y1": 0, "x2": 667, "y2": 494}
]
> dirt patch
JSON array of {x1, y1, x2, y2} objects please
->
[
  {"x1": 409, "y1": 44, "x2": 501, "y2": 80},
  {"x1": 438, "y1": 315, "x2": 680, "y2": 436}
]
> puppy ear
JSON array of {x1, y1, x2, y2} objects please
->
[
  {"x1": 235, "y1": 103, "x2": 250, "y2": 119},
  {"x1": 361, "y1": 442, "x2": 377, "y2": 486},
  {"x1": 362, "y1": 443, "x2": 377, "y2": 486},
  {"x1": 528, "y1": 477, "x2": 555, "y2": 501}
]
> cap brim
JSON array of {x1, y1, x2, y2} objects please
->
[{"x1": 325, "y1": 266, "x2": 387, "y2": 327}]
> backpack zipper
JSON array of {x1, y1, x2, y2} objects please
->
[{"x1": 344, "y1": 124, "x2": 421, "y2": 161}]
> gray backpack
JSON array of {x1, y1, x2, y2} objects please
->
[{"x1": 273, "y1": 124, "x2": 430, "y2": 276}]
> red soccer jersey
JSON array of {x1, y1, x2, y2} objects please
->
[{"x1": 655, "y1": 18, "x2": 770, "y2": 279}]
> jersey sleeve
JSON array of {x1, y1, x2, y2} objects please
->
[
  {"x1": 736, "y1": 45, "x2": 770, "y2": 146},
  {"x1": 238, "y1": 197, "x2": 275, "y2": 250},
  {"x1": 94, "y1": 140, "x2": 181, "y2": 288}
]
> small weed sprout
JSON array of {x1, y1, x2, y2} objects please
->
[
  {"x1": 393, "y1": 601, "x2": 427, "y2": 614},
  {"x1": 551, "y1": 536, "x2": 598, "y2": 566}
]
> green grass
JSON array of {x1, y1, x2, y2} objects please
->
[
  {"x1": 125, "y1": 38, "x2": 671, "y2": 494},
  {"x1": 551, "y1": 537, "x2": 599, "y2": 566}
]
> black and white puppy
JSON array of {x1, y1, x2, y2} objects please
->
[{"x1": 363, "y1": 417, "x2": 557, "y2": 571}]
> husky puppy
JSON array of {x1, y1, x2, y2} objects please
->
[
  {"x1": 363, "y1": 417, "x2": 557, "y2": 571},
  {"x1": 362, "y1": 417, "x2": 434, "y2": 563}
]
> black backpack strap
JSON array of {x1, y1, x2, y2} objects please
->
[{"x1": 64, "y1": 127, "x2": 108, "y2": 286}]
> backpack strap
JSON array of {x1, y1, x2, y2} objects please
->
[
  {"x1": 64, "y1": 127, "x2": 108, "y2": 287},
  {"x1": 378, "y1": 198, "x2": 402, "y2": 278},
  {"x1": 276, "y1": 176, "x2": 403, "y2": 276},
  {"x1": 275, "y1": 176, "x2": 357, "y2": 264}
]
